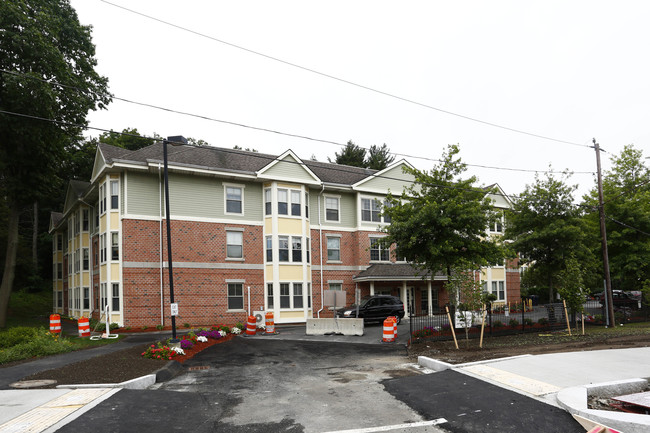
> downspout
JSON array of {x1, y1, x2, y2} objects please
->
[
  {"x1": 317, "y1": 184, "x2": 325, "y2": 318},
  {"x1": 159, "y1": 164, "x2": 164, "y2": 327}
]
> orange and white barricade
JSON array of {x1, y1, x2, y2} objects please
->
[
  {"x1": 265, "y1": 312, "x2": 275, "y2": 334},
  {"x1": 49, "y1": 314, "x2": 61, "y2": 334},
  {"x1": 245, "y1": 315, "x2": 256, "y2": 335},
  {"x1": 382, "y1": 317, "x2": 396, "y2": 343},
  {"x1": 78, "y1": 316, "x2": 90, "y2": 337}
]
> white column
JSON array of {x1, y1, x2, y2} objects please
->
[
  {"x1": 401, "y1": 281, "x2": 408, "y2": 317},
  {"x1": 427, "y1": 281, "x2": 433, "y2": 316},
  {"x1": 370, "y1": 281, "x2": 375, "y2": 296}
]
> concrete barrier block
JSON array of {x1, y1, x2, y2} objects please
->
[{"x1": 305, "y1": 318, "x2": 364, "y2": 336}]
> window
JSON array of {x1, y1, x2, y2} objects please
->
[
  {"x1": 383, "y1": 200, "x2": 392, "y2": 223},
  {"x1": 307, "y1": 283, "x2": 311, "y2": 308},
  {"x1": 293, "y1": 283, "x2": 303, "y2": 308},
  {"x1": 74, "y1": 249, "x2": 80, "y2": 273},
  {"x1": 280, "y1": 283, "x2": 290, "y2": 308},
  {"x1": 95, "y1": 204, "x2": 99, "y2": 230},
  {"x1": 74, "y1": 287, "x2": 80, "y2": 310},
  {"x1": 370, "y1": 238, "x2": 390, "y2": 261},
  {"x1": 57, "y1": 291, "x2": 62, "y2": 308},
  {"x1": 112, "y1": 283, "x2": 120, "y2": 311},
  {"x1": 267, "y1": 283, "x2": 274, "y2": 309},
  {"x1": 100, "y1": 234, "x2": 106, "y2": 263},
  {"x1": 83, "y1": 287, "x2": 90, "y2": 310},
  {"x1": 82, "y1": 248, "x2": 89, "y2": 271},
  {"x1": 291, "y1": 190, "x2": 301, "y2": 216},
  {"x1": 292, "y1": 237, "x2": 302, "y2": 262},
  {"x1": 56, "y1": 234, "x2": 62, "y2": 251},
  {"x1": 490, "y1": 211, "x2": 504, "y2": 233},
  {"x1": 325, "y1": 197, "x2": 339, "y2": 222},
  {"x1": 110, "y1": 180, "x2": 119, "y2": 209},
  {"x1": 327, "y1": 237, "x2": 340, "y2": 261},
  {"x1": 491, "y1": 281, "x2": 505, "y2": 301},
  {"x1": 73, "y1": 213, "x2": 79, "y2": 236},
  {"x1": 278, "y1": 236, "x2": 289, "y2": 262},
  {"x1": 266, "y1": 236, "x2": 273, "y2": 262},
  {"x1": 306, "y1": 238, "x2": 310, "y2": 263},
  {"x1": 226, "y1": 231, "x2": 243, "y2": 259},
  {"x1": 265, "y1": 188, "x2": 272, "y2": 215},
  {"x1": 111, "y1": 232, "x2": 119, "y2": 261},
  {"x1": 361, "y1": 198, "x2": 381, "y2": 222},
  {"x1": 277, "y1": 189, "x2": 288, "y2": 215},
  {"x1": 82, "y1": 209, "x2": 89, "y2": 232},
  {"x1": 329, "y1": 282, "x2": 342, "y2": 291},
  {"x1": 57, "y1": 263, "x2": 63, "y2": 280},
  {"x1": 100, "y1": 283, "x2": 107, "y2": 311},
  {"x1": 227, "y1": 283, "x2": 244, "y2": 310},
  {"x1": 305, "y1": 192, "x2": 309, "y2": 218},
  {"x1": 225, "y1": 186, "x2": 243, "y2": 214}
]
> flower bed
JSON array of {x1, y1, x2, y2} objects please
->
[{"x1": 140, "y1": 324, "x2": 239, "y2": 363}]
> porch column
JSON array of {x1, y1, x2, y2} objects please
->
[
  {"x1": 427, "y1": 280, "x2": 433, "y2": 316},
  {"x1": 401, "y1": 281, "x2": 408, "y2": 317},
  {"x1": 370, "y1": 281, "x2": 375, "y2": 296}
]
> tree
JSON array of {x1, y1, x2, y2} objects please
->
[
  {"x1": 330, "y1": 140, "x2": 366, "y2": 167},
  {"x1": 445, "y1": 260, "x2": 484, "y2": 343},
  {"x1": 556, "y1": 253, "x2": 587, "y2": 317},
  {"x1": 96, "y1": 128, "x2": 157, "y2": 151},
  {"x1": 583, "y1": 145, "x2": 650, "y2": 293},
  {"x1": 0, "y1": 0, "x2": 111, "y2": 327},
  {"x1": 506, "y1": 171, "x2": 595, "y2": 303},
  {"x1": 381, "y1": 144, "x2": 506, "y2": 280},
  {"x1": 366, "y1": 144, "x2": 395, "y2": 170}
]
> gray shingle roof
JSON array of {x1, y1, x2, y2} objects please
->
[
  {"x1": 97, "y1": 142, "x2": 379, "y2": 186},
  {"x1": 353, "y1": 263, "x2": 436, "y2": 281}
]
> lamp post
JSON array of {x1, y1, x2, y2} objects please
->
[{"x1": 163, "y1": 135, "x2": 187, "y2": 343}]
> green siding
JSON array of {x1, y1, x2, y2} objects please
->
[
  {"x1": 91, "y1": 152, "x2": 106, "y2": 181},
  {"x1": 169, "y1": 174, "x2": 219, "y2": 218},
  {"x1": 356, "y1": 163, "x2": 413, "y2": 194},
  {"x1": 262, "y1": 155, "x2": 317, "y2": 183},
  {"x1": 126, "y1": 172, "x2": 161, "y2": 217},
  {"x1": 317, "y1": 191, "x2": 356, "y2": 228}
]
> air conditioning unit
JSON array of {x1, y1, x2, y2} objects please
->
[{"x1": 252, "y1": 310, "x2": 265, "y2": 328}]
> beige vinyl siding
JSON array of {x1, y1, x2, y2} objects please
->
[
  {"x1": 356, "y1": 163, "x2": 414, "y2": 194},
  {"x1": 126, "y1": 172, "x2": 161, "y2": 217},
  {"x1": 262, "y1": 155, "x2": 316, "y2": 183},
  {"x1": 91, "y1": 152, "x2": 106, "y2": 182}
]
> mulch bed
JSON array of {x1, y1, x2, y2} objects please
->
[{"x1": 22, "y1": 334, "x2": 235, "y2": 388}]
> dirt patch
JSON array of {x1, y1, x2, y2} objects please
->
[{"x1": 408, "y1": 327, "x2": 650, "y2": 364}]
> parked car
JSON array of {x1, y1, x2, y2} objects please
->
[
  {"x1": 595, "y1": 290, "x2": 641, "y2": 310},
  {"x1": 336, "y1": 295, "x2": 405, "y2": 324}
]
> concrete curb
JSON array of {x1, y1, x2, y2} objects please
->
[
  {"x1": 56, "y1": 374, "x2": 157, "y2": 390},
  {"x1": 154, "y1": 360, "x2": 184, "y2": 383},
  {"x1": 556, "y1": 377, "x2": 650, "y2": 433},
  {"x1": 417, "y1": 354, "x2": 533, "y2": 372}
]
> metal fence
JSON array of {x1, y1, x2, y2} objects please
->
[{"x1": 408, "y1": 300, "x2": 650, "y2": 342}]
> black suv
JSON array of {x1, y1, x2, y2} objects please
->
[{"x1": 336, "y1": 295, "x2": 405, "y2": 324}]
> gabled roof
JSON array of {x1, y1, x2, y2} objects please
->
[
  {"x1": 63, "y1": 180, "x2": 91, "y2": 214},
  {"x1": 256, "y1": 150, "x2": 321, "y2": 185},
  {"x1": 49, "y1": 212, "x2": 64, "y2": 233}
]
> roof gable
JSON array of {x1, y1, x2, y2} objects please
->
[
  {"x1": 63, "y1": 180, "x2": 90, "y2": 214},
  {"x1": 352, "y1": 160, "x2": 415, "y2": 194},
  {"x1": 256, "y1": 150, "x2": 321, "y2": 185}
]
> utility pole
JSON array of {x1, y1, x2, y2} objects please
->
[{"x1": 592, "y1": 138, "x2": 615, "y2": 326}]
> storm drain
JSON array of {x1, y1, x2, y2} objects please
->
[{"x1": 188, "y1": 366, "x2": 210, "y2": 371}]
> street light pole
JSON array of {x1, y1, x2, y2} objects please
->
[{"x1": 163, "y1": 135, "x2": 187, "y2": 342}]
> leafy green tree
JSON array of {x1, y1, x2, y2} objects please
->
[
  {"x1": 445, "y1": 260, "x2": 484, "y2": 342},
  {"x1": 556, "y1": 253, "x2": 587, "y2": 316},
  {"x1": 96, "y1": 128, "x2": 157, "y2": 151},
  {"x1": 330, "y1": 140, "x2": 367, "y2": 167},
  {"x1": 506, "y1": 171, "x2": 595, "y2": 303},
  {"x1": 382, "y1": 144, "x2": 507, "y2": 280},
  {"x1": 583, "y1": 145, "x2": 650, "y2": 293},
  {"x1": 0, "y1": 0, "x2": 111, "y2": 327},
  {"x1": 366, "y1": 143, "x2": 395, "y2": 170}
]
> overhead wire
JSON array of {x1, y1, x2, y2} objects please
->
[
  {"x1": 99, "y1": 0, "x2": 591, "y2": 150},
  {"x1": 0, "y1": 68, "x2": 595, "y2": 177}
]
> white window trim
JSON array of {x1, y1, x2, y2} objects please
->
[
  {"x1": 278, "y1": 281, "x2": 306, "y2": 310},
  {"x1": 326, "y1": 235, "x2": 342, "y2": 263},
  {"x1": 224, "y1": 183, "x2": 245, "y2": 216},
  {"x1": 369, "y1": 236, "x2": 390, "y2": 262},
  {"x1": 225, "y1": 229, "x2": 244, "y2": 261},
  {"x1": 110, "y1": 180, "x2": 119, "y2": 211},
  {"x1": 226, "y1": 280, "x2": 246, "y2": 312},
  {"x1": 360, "y1": 196, "x2": 383, "y2": 224},
  {"x1": 324, "y1": 194, "x2": 341, "y2": 223}
]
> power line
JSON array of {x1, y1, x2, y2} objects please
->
[
  {"x1": 99, "y1": 0, "x2": 591, "y2": 149},
  {"x1": 0, "y1": 69, "x2": 595, "y2": 177},
  {"x1": 605, "y1": 214, "x2": 650, "y2": 237},
  {"x1": 0, "y1": 108, "x2": 528, "y2": 203}
]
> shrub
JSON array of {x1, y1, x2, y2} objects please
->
[
  {"x1": 0, "y1": 326, "x2": 40, "y2": 349},
  {"x1": 156, "y1": 324, "x2": 164, "y2": 331},
  {"x1": 523, "y1": 318, "x2": 534, "y2": 326},
  {"x1": 538, "y1": 317, "x2": 549, "y2": 326},
  {"x1": 0, "y1": 329, "x2": 74, "y2": 365},
  {"x1": 219, "y1": 325, "x2": 231, "y2": 334},
  {"x1": 508, "y1": 318, "x2": 520, "y2": 327},
  {"x1": 180, "y1": 339, "x2": 194, "y2": 350},
  {"x1": 492, "y1": 320, "x2": 504, "y2": 328},
  {"x1": 235, "y1": 322, "x2": 244, "y2": 330},
  {"x1": 412, "y1": 327, "x2": 436, "y2": 339},
  {"x1": 183, "y1": 323, "x2": 191, "y2": 329}
]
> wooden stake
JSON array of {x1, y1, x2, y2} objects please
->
[
  {"x1": 446, "y1": 306, "x2": 459, "y2": 349},
  {"x1": 563, "y1": 299, "x2": 572, "y2": 336},
  {"x1": 478, "y1": 304, "x2": 480, "y2": 349},
  {"x1": 582, "y1": 313, "x2": 585, "y2": 335}
]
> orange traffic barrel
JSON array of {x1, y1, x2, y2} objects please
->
[
  {"x1": 382, "y1": 317, "x2": 395, "y2": 343},
  {"x1": 245, "y1": 315, "x2": 256, "y2": 335},
  {"x1": 78, "y1": 316, "x2": 90, "y2": 337},
  {"x1": 390, "y1": 316, "x2": 398, "y2": 338},
  {"x1": 265, "y1": 312, "x2": 275, "y2": 334},
  {"x1": 49, "y1": 314, "x2": 61, "y2": 334}
]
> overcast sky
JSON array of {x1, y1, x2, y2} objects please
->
[{"x1": 69, "y1": 0, "x2": 650, "y2": 200}]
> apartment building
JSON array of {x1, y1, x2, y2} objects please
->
[{"x1": 50, "y1": 141, "x2": 520, "y2": 327}]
